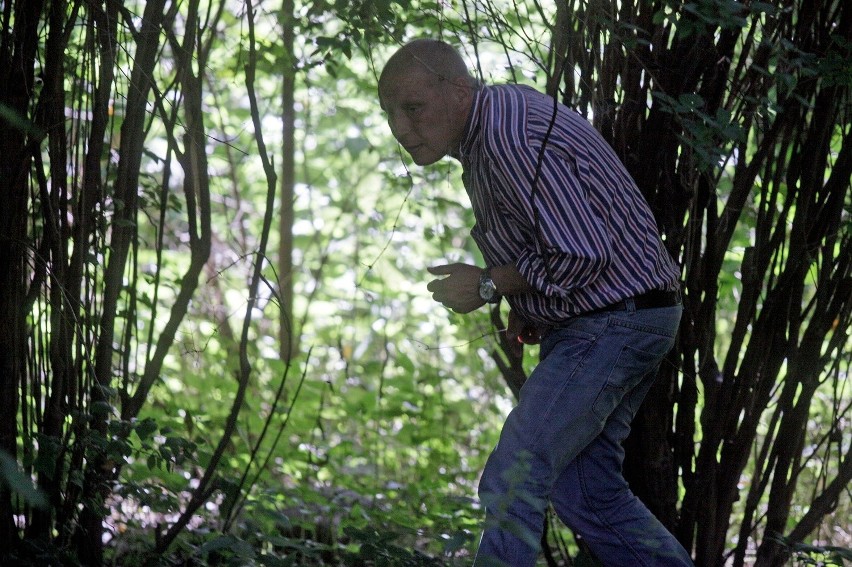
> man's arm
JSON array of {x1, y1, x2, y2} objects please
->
[
  {"x1": 426, "y1": 262, "x2": 533, "y2": 313},
  {"x1": 491, "y1": 263, "x2": 534, "y2": 295},
  {"x1": 427, "y1": 262, "x2": 541, "y2": 352}
]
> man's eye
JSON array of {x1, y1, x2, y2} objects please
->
[{"x1": 405, "y1": 105, "x2": 421, "y2": 114}]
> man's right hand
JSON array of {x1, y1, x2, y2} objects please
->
[{"x1": 506, "y1": 309, "x2": 541, "y2": 358}]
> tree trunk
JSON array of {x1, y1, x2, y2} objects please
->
[
  {"x1": 0, "y1": 0, "x2": 45, "y2": 553},
  {"x1": 279, "y1": 0, "x2": 297, "y2": 362},
  {"x1": 79, "y1": 0, "x2": 170, "y2": 562}
]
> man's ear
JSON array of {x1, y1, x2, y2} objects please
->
[{"x1": 449, "y1": 76, "x2": 473, "y2": 105}]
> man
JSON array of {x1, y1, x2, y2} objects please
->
[{"x1": 378, "y1": 39, "x2": 694, "y2": 567}]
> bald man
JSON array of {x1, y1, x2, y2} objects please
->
[{"x1": 379, "y1": 39, "x2": 694, "y2": 567}]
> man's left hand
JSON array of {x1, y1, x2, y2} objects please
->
[{"x1": 426, "y1": 263, "x2": 486, "y2": 313}]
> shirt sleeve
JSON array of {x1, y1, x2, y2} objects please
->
[{"x1": 488, "y1": 140, "x2": 614, "y2": 299}]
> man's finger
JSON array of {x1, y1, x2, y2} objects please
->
[
  {"x1": 505, "y1": 328, "x2": 518, "y2": 343},
  {"x1": 426, "y1": 264, "x2": 457, "y2": 275},
  {"x1": 426, "y1": 278, "x2": 447, "y2": 292},
  {"x1": 509, "y1": 340, "x2": 523, "y2": 359}
]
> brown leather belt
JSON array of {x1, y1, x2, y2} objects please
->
[{"x1": 584, "y1": 289, "x2": 682, "y2": 316}]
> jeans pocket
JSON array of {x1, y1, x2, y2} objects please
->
[
  {"x1": 539, "y1": 318, "x2": 604, "y2": 361},
  {"x1": 591, "y1": 341, "x2": 670, "y2": 421}
]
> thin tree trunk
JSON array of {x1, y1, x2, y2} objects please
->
[
  {"x1": 0, "y1": 0, "x2": 45, "y2": 552},
  {"x1": 279, "y1": 0, "x2": 296, "y2": 362},
  {"x1": 80, "y1": 0, "x2": 169, "y2": 561}
]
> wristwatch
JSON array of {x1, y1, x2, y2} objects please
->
[{"x1": 478, "y1": 267, "x2": 500, "y2": 304}]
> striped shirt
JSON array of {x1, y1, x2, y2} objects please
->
[{"x1": 453, "y1": 84, "x2": 680, "y2": 325}]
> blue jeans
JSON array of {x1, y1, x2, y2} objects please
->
[{"x1": 474, "y1": 303, "x2": 693, "y2": 567}]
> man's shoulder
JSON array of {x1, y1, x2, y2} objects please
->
[
  {"x1": 476, "y1": 84, "x2": 537, "y2": 147},
  {"x1": 481, "y1": 83, "x2": 541, "y2": 107},
  {"x1": 485, "y1": 83, "x2": 599, "y2": 141}
]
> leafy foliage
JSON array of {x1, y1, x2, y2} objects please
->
[{"x1": 0, "y1": 1, "x2": 849, "y2": 566}]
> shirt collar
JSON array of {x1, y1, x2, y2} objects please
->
[{"x1": 451, "y1": 84, "x2": 486, "y2": 161}]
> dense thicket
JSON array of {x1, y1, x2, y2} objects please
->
[{"x1": 0, "y1": 1, "x2": 849, "y2": 566}]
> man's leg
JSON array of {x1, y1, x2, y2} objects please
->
[
  {"x1": 550, "y1": 355, "x2": 693, "y2": 566},
  {"x1": 474, "y1": 313, "x2": 611, "y2": 566},
  {"x1": 473, "y1": 304, "x2": 686, "y2": 567}
]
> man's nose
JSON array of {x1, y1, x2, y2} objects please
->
[{"x1": 388, "y1": 112, "x2": 411, "y2": 140}]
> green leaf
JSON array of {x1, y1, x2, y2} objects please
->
[
  {"x1": 32, "y1": 435, "x2": 61, "y2": 480},
  {"x1": 0, "y1": 103, "x2": 45, "y2": 140},
  {"x1": 134, "y1": 417, "x2": 158, "y2": 441},
  {"x1": 198, "y1": 534, "x2": 247, "y2": 556},
  {"x1": 678, "y1": 93, "x2": 705, "y2": 110},
  {"x1": 0, "y1": 449, "x2": 48, "y2": 509}
]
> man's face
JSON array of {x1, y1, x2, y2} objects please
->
[{"x1": 379, "y1": 68, "x2": 470, "y2": 166}]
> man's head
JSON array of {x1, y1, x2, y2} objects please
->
[{"x1": 378, "y1": 39, "x2": 477, "y2": 165}]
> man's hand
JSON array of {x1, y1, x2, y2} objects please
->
[
  {"x1": 426, "y1": 263, "x2": 486, "y2": 313},
  {"x1": 506, "y1": 309, "x2": 541, "y2": 358}
]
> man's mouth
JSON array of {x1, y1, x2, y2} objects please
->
[{"x1": 405, "y1": 144, "x2": 422, "y2": 153}]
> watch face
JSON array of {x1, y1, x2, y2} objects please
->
[{"x1": 479, "y1": 280, "x2": 496, "y2": 301}]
